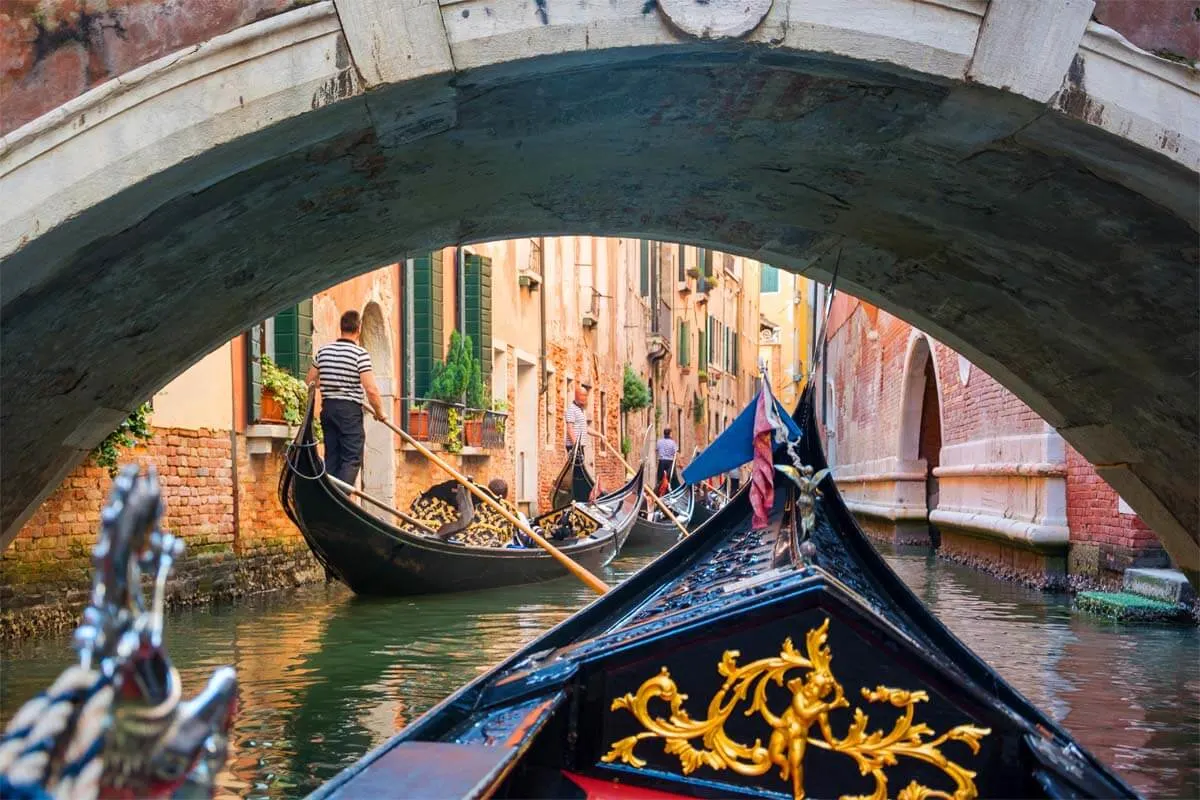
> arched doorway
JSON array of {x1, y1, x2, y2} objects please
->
[
  {"x1": 358, "y1": 302, "x2": 396, "y2": 508},
  {"x1": 898, "y1": 335, "x2": 942, "y2": 548},
  {"x1": 917, "y1": 358, "x2": 942, "y2": 547}
]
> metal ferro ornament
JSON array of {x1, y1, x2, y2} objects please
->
[
  {"x1": 602, "y1": 618, "x2": 990, "y2": 800},
  {"x1": 0, "y1": 465, "x2": 238, "y2": 800}
]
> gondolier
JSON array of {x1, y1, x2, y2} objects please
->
[
  {"x1": 565, "y1": 383, "x2": 591, "y2": 459},
  {"x1": 655, "y1": 428, "x2": 678, "y2": 494},
  {"x1": 306, "y1": 310, "x2": 387, "y2": 485}
]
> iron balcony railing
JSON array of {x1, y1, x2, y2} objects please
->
[{"x1": 404, "y1": 398, "x2": 507, "y2": 450}]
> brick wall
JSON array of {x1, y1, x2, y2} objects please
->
[
  {"x1": 1, "y1": 0, "x2": 298, "y2": 136},
  {"x1": 2, "y1": 426, "x2": 321, "y2": 640},
  {"x1": 1066, "y1": 445, "x2": 1155, "y2": 550}
]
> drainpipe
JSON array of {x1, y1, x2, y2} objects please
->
[{"x1": 539, "y1": 236, "x2": 548, "y2": 396}]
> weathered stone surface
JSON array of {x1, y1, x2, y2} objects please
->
[
  {"x1": 1123, "y1": 567, "x2": 1197, "y2": 605},
  {"x1": 0, "y1": 1, "x2": 1196, "y2": 586}
]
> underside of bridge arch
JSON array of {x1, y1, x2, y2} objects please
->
[{"x1": 1, "y1": 43, "x2": 1196, "y2": 580}]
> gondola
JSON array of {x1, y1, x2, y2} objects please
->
[
  {"x1": 310, "y1": 382, "x2": 1137, "y2": 800},
  {"x1": 624, "y1": 482, "x2": 697, "y2": 548},
  {"x1": 279, "y1": 396, "x2": 645, "y2": 596},
  {"x1": 626, "y1": 480, "x2": 728, "y2": 549},
  {"x1": 549, "y1": 437, "x2": 597, "y2": 509}
]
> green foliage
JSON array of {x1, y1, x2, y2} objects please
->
[
  {"x1": 620, "y1": 435, "x2": 632, "y2": 457},
  {"x1": 446, "y1": 406, "x2": 463, "y2": 453},
  {"x1": 430, "y1": 331, "x2": 487, "y2": 407},
  {"x1": 91, "y1": 403, "x2": 154, "y2": 477},
  {"x1": 620, "y1": 364, "x2": 651, "y2": 413},
  {"x1": 261, "y1": 355, "x2": 310, "y2": 426},
  {"x1": 692, "y1": 393, "x2": 705, "y2": 425}
]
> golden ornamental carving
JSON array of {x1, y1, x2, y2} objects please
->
[{"x1": 602, "y1": 618, "x2": 990, "y2": 800}]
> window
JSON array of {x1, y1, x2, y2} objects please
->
[
  {"x1": 677, "y1": 320, "x2": 690, "y2": 366},
  {"x1": 760, "y1": 265, "x2": 780, "y2": 293},
  {"x1": 639, "y1": 240, "x2": 651, "y2": 298},
  {"x1": 697, "y1": 248, "x2": 714, "y2": 292},
  {"x1": 410, "y1": 251, "x2": 445, "y2": 400},
  {"x1": 492, "y1": 348, "x2": 508, "y2": 402},
  {"x1": 247, "y1": 302, "x2": 312, "y2": 423},
  {"x1": 463, "y1": 252, "x2": 493, "y2": 393},
  {"x1": 698, "y1": 317, "x2": 708, "y2": 369},
  {"x1": 677, "y1": 244, "x2": 687, "y2": 282}
]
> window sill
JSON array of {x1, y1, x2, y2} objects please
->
[
  {"x1": 401, "y1": 442, "x2": 490, "y2": 458},
  {"x1": 245, "y1": 423, "x2": 297, "y2": 455}
]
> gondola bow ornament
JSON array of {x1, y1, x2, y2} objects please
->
[{"x1": 0, "y1": 465, "x2": 238, "y2": 800}]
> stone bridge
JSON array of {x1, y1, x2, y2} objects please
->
[{"x1": 1, "y1": 0, "x2": 1197, "y2": 581}]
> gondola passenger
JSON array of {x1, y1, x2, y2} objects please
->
[{"x1": 489, "y1": 478, "x2": 536, "y2": 548}]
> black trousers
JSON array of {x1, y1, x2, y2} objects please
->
[
  {"x1": 320, "y1": 399, "x2": 364, "y2": 485},
  {"x1": 656, "y1": 459, "x2": 674, "y2": 484}
]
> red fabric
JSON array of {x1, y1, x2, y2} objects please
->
[
  {"x1": 750, "y1": 388, "x2": 775, "y2": 529},
  {"x1": 561, "y1": 771, "x2": 695, "y2": 799}
]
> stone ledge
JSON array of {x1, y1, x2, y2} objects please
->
[
  {"x1": 843, "y1": 498, "x2": 927, "y2": 522},
  {"x1": 1124, "y1": 568, "x2": 1195, "y2": 605},
  {"x1": 930, "y1": 508, "x2": 1069, "y2": 548}
]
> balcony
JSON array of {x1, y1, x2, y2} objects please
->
[{"x1": 404, "y1": 399, "x2": 508, "y2": 454}]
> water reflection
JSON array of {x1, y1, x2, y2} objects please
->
[{"x1": 2, "y1": 545, "x2": 1196, "y2": 798}]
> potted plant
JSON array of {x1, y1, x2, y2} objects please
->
[
  {"x1": 428, "y1": 331, "x2": 486, "y2": 451},
  {"x1": 488, "y1": 398, "x2": 509, "y2": 440},
  {"x1": 260, "y1": 355, "x2": 308, "y2": 425},
  {"x1": 463, "y1": 354, "x2": 486, "y2": 447},
  {"x1": 408, "y1": 400, "x2": 431, "y2": 441}
]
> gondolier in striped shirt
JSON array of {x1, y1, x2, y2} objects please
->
[
  {"x1": 564, "y1": 383, "x2": 591, "y2": 459},
  {"x1": 305, "y1": 310, "x2": 388, "y2": 485}
]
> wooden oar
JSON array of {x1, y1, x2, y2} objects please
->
[
  {"x1": 593, "y1": 431, "x2": 690, "y2": 540},
  {"x1": 367, "y1": 408, "x2": 610, "y2": 595},
  {"x1": 327, "y1": 475, "x2": 439, "y2": 536}
]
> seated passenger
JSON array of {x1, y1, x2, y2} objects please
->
[{"x1": 489, "y1": 478, "x2": 537, "y2": 547}]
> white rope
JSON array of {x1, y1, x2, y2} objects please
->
[{"x1": 0, "y1": 665, "x2": 111, "y2": 800}]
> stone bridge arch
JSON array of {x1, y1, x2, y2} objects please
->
[{"x1": 0, "y1": 0, "x2": 1196, "y2": 582}]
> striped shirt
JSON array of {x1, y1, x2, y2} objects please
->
[
  {"x1": 314, "y1": 339, "x2": 372, "y2": 403},
  {"x1": 655, "y1": 437, "x2": 678, "y2": 461},
  {"x1": 565, "y1": 401, "x2": 587, "y2": 449}
]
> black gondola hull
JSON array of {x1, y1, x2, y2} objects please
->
[
  {"x1": 280, "y1": 398, "x2": 643, "y2": 596},
  {"x1": 311, "y1": 385, "x2": 1136, "y2": 799}
]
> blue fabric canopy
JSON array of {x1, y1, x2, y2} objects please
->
[{"x1": 682, "y1": 386, "x2": 801, "y2": 485}]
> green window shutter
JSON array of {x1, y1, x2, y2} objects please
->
[
  {"x1": 640, "y1": 240, "x2": 650, "y2": 297},
  {"x1": 247, "y1": 328, "x2": 262, "y2": 423},
  {"x1": 297, "y1": 299, "x2": 314, "y2": 375},
  {"x1": 677, "y1": 244, "x2": 687, "y2": 282},
  {"x1": 464, "y1": 253, "x2": 493, "y2": 390},
  {"x1": 698, "y1": 318, "x2": 707, "y2": 369},
  {"x1": 677, "y1": 320, "x2": 688, "y2": 366},
  {"x1": 273, "y1": 306, "x2": 299, "y2": 375},
  {"x1": 760, "y1": 265, "x2": 780, "y2": 293},
  {"x1": 413, "y1": 251, "x2": 445, "y2": 398}
]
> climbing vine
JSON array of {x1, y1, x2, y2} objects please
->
[{"x1": 91, "y1": 403, "x2": 154, "y2": 477}]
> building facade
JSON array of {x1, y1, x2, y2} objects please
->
[
  {"x1": 2, "y1": 237, "x2": 764, "y2": 638},
  {"x1": 818, "y1": 295, "x2": 1168, "y2": 587},
  {"x1": 757, "y1": 264, "x2": 815, "y2": 411}
]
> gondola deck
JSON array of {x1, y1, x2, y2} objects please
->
[{"x1": 309, "y1": 386, "x2": 1137, "y2": 799}]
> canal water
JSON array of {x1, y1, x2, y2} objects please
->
[{"x1": 3, "y1": 545, "x2": 1197, "y2": 799}]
